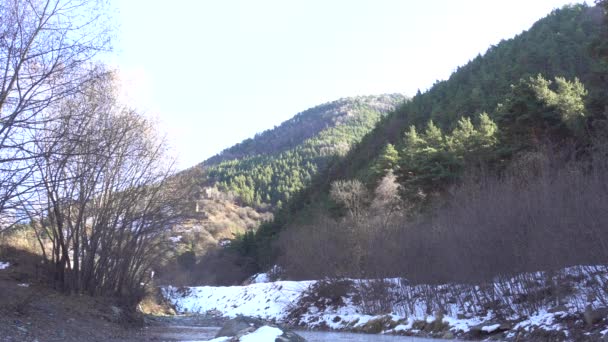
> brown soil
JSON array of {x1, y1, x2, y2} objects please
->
[
  {"x1": 0, "y1": 246, "x2": 231, "y2": 342},
  {"x1": 0, "y1": 247, "x2": 146, "y2": 342}
]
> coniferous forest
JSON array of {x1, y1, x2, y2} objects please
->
[{"x1": 225, "y1": 3, "x2": 608, "y2": 279}]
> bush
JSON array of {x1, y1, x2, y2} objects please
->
[{"x1": 177, "y1": 251, "x2": 196, "y2": 270}]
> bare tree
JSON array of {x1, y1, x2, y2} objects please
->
[
  {"x1": 370, "y1": 171, "x2": 405, "y2": 228},
  {"x1": 330, "y1": 179, "x2": 369, "y2": 223},
  {"x1": 23, "y1": 72, "x2": 187, "y2": 300},
  {"x1": 0, "y1": 0, "x2": 112, "y2": 226}
]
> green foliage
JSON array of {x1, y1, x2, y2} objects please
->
[
  {"x1": 397, "y1": 114, "x2": 499, "y2": 204},
  {"x1": 238, "y1": 4, "x2": 608, "y2": 269},
  {"x1": 497, "y1": 75, "x2": 588, "y2": 152},
  {"x1": 323, "y1": 4, "x2": 605, "y2": 185},
  {"x1": 200, "y1": 95, "x2": 404, "y2": 208},
  {"x1": 373, "y1": 143, "x2": 400, "y2": 176}
]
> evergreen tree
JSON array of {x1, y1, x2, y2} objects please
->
[
  {"x1": 497, "y1": 75, "x2": 588, "y2": 152},
  {"x1": 374, "y1": 143, "x2": 400, "y2": 175}
]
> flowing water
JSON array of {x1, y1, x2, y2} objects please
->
[
  {"x1": 143, "y1": 315, "x2": 447, "y2": 341},
  {"x1": 297, "y1": 330, "x2": 445, "y2": 341},
  {"x1": 145, "y1": 326, "x2": 445, "y2": 341}
]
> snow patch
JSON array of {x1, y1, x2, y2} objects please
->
[
  {"x1": 481, "y1": 324, "x2": 501, "y2": 333},
  {"x1": 392, "y1": 318, "x2": 414, "y2": 331},
  {"x1": 0, "y1": 261, "x2": 9, "y2": 270},
  {"x1": 513, "y1": 309, "x2": 565, "y2": 332},
  {"x1": 240, "y1": 326, "x2": 283, "y2": 342},
  {"x1": 164, "y1": 280, "x2": 314, "y2": 320},
  {"x1": 169, "y1": 235, "x2": 182, "y2": 243},
  {"x1": 163, "y1": 265, "x2": 608, "y2": 339},
  {"x1": 250, "y1": 273, "x2": 269, "y2": 284}
]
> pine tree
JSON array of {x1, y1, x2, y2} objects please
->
[{"x1": 374, "y1": 143, "x2": 400, "y2": 175}]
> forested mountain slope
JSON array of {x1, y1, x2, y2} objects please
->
[
  {"x1": 192, "y1": 94, "x2": 405, "y2": 208},
  {"x1": 204, "y1": 95, "x2": 402, "y2": 166},
  {"x1": 334, "y1": 3, "x2": 607, "y2": 182},
  {"x1": 245, "y1": 3, "x2": 608, "y2": 271},
  {"x1": 162, "y1": 95, "x2": 405, "y2": 284}
]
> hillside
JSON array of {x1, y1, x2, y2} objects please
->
[
  {"x1": 199, "y1": 94, "x2": 405, "y2": 208},
  {"x1": 203, "y1": 95, "x2": 402, "y2": 166},
  {"x1": 242, "y1": 3, "x2": 608, "y2": 273},
  {"x1": 334, "y1": 3, "x2": 607, "y2": 183},
  {"x1": 160, "y1": 94, "x2": 405, "y2": 285}
]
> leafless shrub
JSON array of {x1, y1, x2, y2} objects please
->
[
  {"x1": 355, "y1": 279, "x2": 395, "y2": 315},
  {"x1": 280, "y1": 142, "x2": 608, "y2": 314},
  {"x1": 278, "y1": 213, "x2": 358, "y2": 279},
  {"x1": 19, "y1": 72, "x2": 187, "y2": 301},
  {"x1": 330, "y1": 179, "x2": 370, "y2": 222}
]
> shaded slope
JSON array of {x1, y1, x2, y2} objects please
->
[{"x1": 251, "y1": 3, "x2": 608, "y2": 267}]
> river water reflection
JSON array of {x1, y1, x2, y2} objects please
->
[
  {"x1": 144, "y1": 320, "x2": 451, "y2": 341},
  {"x1": 297, "y1": 330, "x2": 447, "y2": 341},
  {"x1": 147, "y1": 326, "x2": 450, "y2": 341}
]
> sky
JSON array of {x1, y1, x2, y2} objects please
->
[{"x1": 109, "y1": 0, "x2": 588, "y2": 170}]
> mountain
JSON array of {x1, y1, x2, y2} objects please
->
[
  {"x1": 195, "y1": 94, "x2": 405, "y2": 208},
  {"x1": 246, "y1": 3, "x2": 608, "y2": 269},
  {"x1": 159, "y1": 94, "x2": 405, "y2": 284},
  {"x1": 204, "y1": 95, "x2": 403, "y2": 166}
]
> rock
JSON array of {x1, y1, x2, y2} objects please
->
[
  {"x1": 215, "y1": 316, "x2": 306, "y2": 341},
  {"x1": 215, "y1": 316, "x2": 260, "y2": 338},
  {"x1": 355, "y1": 315, "x2": 399, "y2": 334},
  {"x1": 548, "y1": 304, "x2": 568, "y2": 313},
  {"x1": 470, "y1": 321, "x2": 510, "y2": 337},
  {"x1": 276, "y1": 330, "x2": 307, "y2": 342},
  {"x1": 441, "y1": 331, "x2": 455, "y2": 339},
  {"x1": 583, "y1": 306, "x2": 608, "y2": 326},
  {"x1": 110, "y1": 305, "x2": 122, "y2": 316}
]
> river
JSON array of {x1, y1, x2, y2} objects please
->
[
  {"x1": 297, "y1": 330, "x2": 445, "y2": 341},
  {"x1": 143, "y1": 316, "x2": 446, "y2": 341}
]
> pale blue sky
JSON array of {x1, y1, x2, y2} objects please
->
[{"x1": 109, "y1": 0, "x2": 587, "y2": 170}]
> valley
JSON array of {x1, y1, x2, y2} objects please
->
[{"x1": 1, "y1": 1, "x2": 608, "y2": 341}]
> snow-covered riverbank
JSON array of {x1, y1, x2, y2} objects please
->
[{"x1": 163, "y1": 266, "x2": 608, "y2": 340}]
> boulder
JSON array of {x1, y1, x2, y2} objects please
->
[
  {"x1": 215, "y1": 316, "x2": 306, "y2": 341},
  {"x1": 469, "y1": 321, "x2": 511, "y2": 338},
  {"x1": 583, "y1": 306, "x2": 608, "y2": 326},
  {"x1": 276, "y1": 330, "x2": 307, "y2": 342},
  {"x1": 215, "y1": 316, "x2": 262, "y2": 338}
]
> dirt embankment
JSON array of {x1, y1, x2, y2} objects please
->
[{"x1": 0, "y1": 247, "x2": 150, "y2": 342}]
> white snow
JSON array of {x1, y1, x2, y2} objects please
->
[
  {"x1": 163, "y1": 265, "x2": 608, "y2": 339},
  {"x1": 169, "y1": 235, "x2": 182, "y2": 243},
  {"x1": 250, "y1": 273, "x2": 269, "y2": 284},
  {"x1": 443, "y1": 314, "x2": 486, "y2": 333},
  {"x1": 17, "y1": 283, "x2": 29, "y2": 287},
  {"x1": 0, "y1": 261, "x2": 9, "y2": 270},
  {"x1": 513, "y1": 309, "x2": 567, "y2": 332},
  {"x1": 164, "y1": 280, "x2": 314, "y2": 320},
  {"x1": 481, "y1": 324, "x2": 501, "y2": 333},
  {"x1": 240, "y1": 326, "x2": 283, "y2": 342}
]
